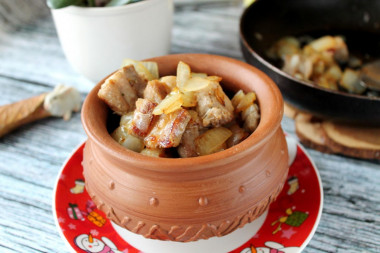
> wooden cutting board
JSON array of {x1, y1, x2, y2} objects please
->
[{"x1": 285, "y1": 103, "x2": 380, "y2": 160}]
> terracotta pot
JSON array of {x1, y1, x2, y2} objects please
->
[{"x1": 81, "y1": 54, "x2": 288, "y2": 243}]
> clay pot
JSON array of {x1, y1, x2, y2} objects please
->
[{"x1": 81, "y1": 54, "x2": 288, "y2": 243}]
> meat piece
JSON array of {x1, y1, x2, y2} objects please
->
[
  {"x1": 98, "y1": 68, "x2": 138, "y2": 115},
  {"x1": 97, "y1": 65, "x2": 147, "y2": 115},
  {"x1": 123, "y1": 65, "x2": 148, "y2": 97},
  {"x1": 196, "y1": 81, "x2": 234, "y2": 127},
  {"x1": 226, "y1": 123, "x2": 249, "y2": 148},
  {"x1": 129, "y1": 99, "x2": 157, "y2": 138},
  {"x1": 145, "y1": 109, "x2": 191, "y2": 149},
  {"x1": 178, "y1": 110, "x2": 202, "y2": 158},
  {"x1": 143, "y1": 80, "x2": 171, "y2": 104},
  {"x1": 242, "y1": 104, "x2": 260, "y2": 132}
]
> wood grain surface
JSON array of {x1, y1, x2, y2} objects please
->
[{"x1": 0, "y1": 1, "x2": 379, "y2": 252}]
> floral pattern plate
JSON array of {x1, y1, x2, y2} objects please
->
[{"x1": 53, "y1": 140, "x2": 322, "y2": 253}]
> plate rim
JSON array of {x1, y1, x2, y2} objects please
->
[
  {"x1": 52, "y1": 141, "x2": 86, "y2": 253},
  {"x1": 296, "y1": 143, "x2": 324, "y2": 252}
]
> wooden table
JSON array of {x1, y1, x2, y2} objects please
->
[{"x1": 0, "y1": 1, "x2": 379, "y2": 252}]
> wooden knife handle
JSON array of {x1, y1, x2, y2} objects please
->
[{"x1": 0, "y1": 94, "x2": 50, "y2": 138}]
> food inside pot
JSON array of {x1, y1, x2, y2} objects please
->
[
  {"x1": 267, "y1": 35, "x2": 379, "y2": 97},
  {"x1": 98, "y1": 60, "x2": 260, "y2": 158}
]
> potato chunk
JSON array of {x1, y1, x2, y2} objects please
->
[
  {"x1": 195, "y1": 127, "x2": 232, "y2": 156},
  {"x1": 112, "y1": 125, "x2": 144, "y2": 152},
  {"x1": 140, "y1": 148, "x2": 167, "y2": 158}
]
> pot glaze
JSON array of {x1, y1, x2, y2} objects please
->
[{"x1": 81, "y1": 54, "x2": 289, "y2": 242}]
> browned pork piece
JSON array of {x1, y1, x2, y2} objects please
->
[
  {"x1": 178, "y1": 110, "x2": 202, "y2": 158},
  {"x1": 145, "y1": 109, "x2": 191, "y2": 149},
  {"x1": 143, "y1": 80, "x2": 171, "y2": 104},
  {"x1": 196, "y1": 81, "x2": 234, "y2": 127},
  {"x1": 226, "y1": 123, "x2": 249, "y2": 148},
  {"x1": 129, "y1": 98, "x2": 157, "y2": 137},
  {"x1": 98, "y1": 65, "x2": 147, "y2": 115},
  {"x1": 123, "y1": 65, "x2": 148, "y2": 97}
]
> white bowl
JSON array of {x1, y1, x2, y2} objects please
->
[
  {"x1": 111, "y1": 210, "x2": 268, "y2": 253},
  {"x1": 51, "y1": 0, "x2": 173, "y2": 83}
]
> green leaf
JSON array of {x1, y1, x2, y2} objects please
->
[
  {"x1": 88, "y1": 0, "x2": 96, "y2": 7},
  {"x1": 105, "y1": 0, "x2": 142, "y2": 7},
  {"x1": 47, "y1": 0, "x2": 85, "y2": 9}
]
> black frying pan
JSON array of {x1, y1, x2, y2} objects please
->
[{"x1": 240, "y1": 0, "x2": 380, "y2": 125}]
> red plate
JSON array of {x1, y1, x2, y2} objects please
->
[{"x1": 53, "y1": 141, "x2": 322, "y2": 253}]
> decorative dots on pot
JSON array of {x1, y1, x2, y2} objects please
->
[
  {"x1": 198, "y1": 196, "x2": 208, "y2": 206},
  {"x1": 149, "y1": 197, "x2": 159, "y2": 207},
  {"x1": 134, "y1": 221, "x2": 145, "y2": 233},
  {"x1": 121, "y1": 216, "x2": 131, "y2": 226},
  {"x1": 106, "y1": 209, "x2": 112, "y2": 219},
  {"x1": 108, "y1": 180, "x2": 115, "y2": 190},
  {"x1": 97, "y1": 201, "x2": 105, "y2": 210}
]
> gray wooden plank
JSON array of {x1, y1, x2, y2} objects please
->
[
  {"x1": 172, "y1": 8, "x2": 243, "y2": 59},
  {"x1": 282, "y1": 117, "x2": 380, "y2": 253},
  {"x1": 0, "y1": 193, "x2": 66, "y2": 252},
  {"x1": 0, "y1": 2, "x2": 379, "y2": 253},
  {"x1": 0, "y1": 16, "x2": 94, "y2": 93}
]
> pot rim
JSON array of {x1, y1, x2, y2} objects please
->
[{"x1": 81, "y1": 53, "x2": 284, "y2": 172}]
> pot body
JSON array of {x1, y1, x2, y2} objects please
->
[
  {"x1": 81, "y1": 54, "x2": 289, "y2": 242},
  {"x1": 51, "y1": 0, "x2": 173, "y2": 83},
  {"x1": 83, "y1": 127, "x2": 287, "y2": 242}
]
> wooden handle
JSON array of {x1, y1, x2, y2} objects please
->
[{"x1": 0, "y1": 94, "x2": 50, "y2": 137}]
